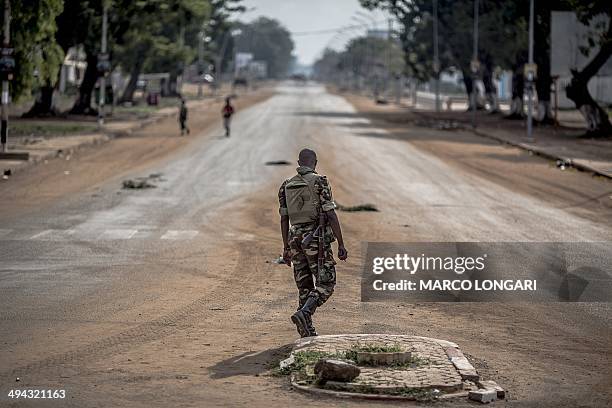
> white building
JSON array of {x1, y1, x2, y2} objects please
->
[{"x1": 551, "y1": 11, "x2": 612, "y2": 108}]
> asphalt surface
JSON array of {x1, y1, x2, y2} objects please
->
[{"x1": 0, "y1": 83, "x2": 610, "y2": 407}]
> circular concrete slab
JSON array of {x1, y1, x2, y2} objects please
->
[{"x1": 284, "y1": 334, "x2": 480, "y2": 401}]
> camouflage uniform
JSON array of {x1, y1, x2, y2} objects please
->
[{"x1": 279, "y1": 166, "x2": 337, "y2": 308}]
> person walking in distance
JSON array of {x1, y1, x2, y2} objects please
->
[
  {"x1": 179, "y1": 98, "x2": 190, "y2": 136},
  {"x1": 222, "y1": 97, "x2": 235, "y2": 137},
  {"x1": 278, "y1": 148, "x2": 348, "y2": 337}
]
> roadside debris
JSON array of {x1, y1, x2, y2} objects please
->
[
  {"x1": 122, "y1": 179, "x2": 155, "y2": 189},
  {"x1": 265, "y1": 160, "x2": 291, "y2": 166},
  {"x1": 314, "y1": 359, "x2": 360, "y2": 384},
  {"x1": 122, "y1": 173, "x2": 165, "y2": 189},
  {"x1": 279, "y1": 355, "x2": 295, "y2": 370},
  {"x1": 469, "y1": 389, "x2": 497, "y2": 403},
  {"x1": 415, "y1": 119, "x2": 462, "y2": 130},
  {"x1": 272, "y1": 256, "x2": 285, "y2": 264},
  {"x1": 336, "y1": 203, "x2": 379, "y2": 212},
  {"x1": 556, "y1": 159, "x2": 571, "y2": 170},
  {"x1": 3, "y1": 169, "x2": 11, "y2": 180}
]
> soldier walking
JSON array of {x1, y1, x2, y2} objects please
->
[
  {"x1": 221, "y1": 97, "x2": 235, "y2": 137},
  {"x1": 278, "y1": 148, "x2": 348, "y2": 337},
  {"x1": 179, "y1": 98, "x2": 190, "y2": 135}
]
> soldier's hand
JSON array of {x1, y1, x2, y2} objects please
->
[
  {"x1": 283, "y1": 248, "x2": 292, "y2": 266},
  {"x1": 338, "y1": 246, "x2": 348, "y2": 261}
]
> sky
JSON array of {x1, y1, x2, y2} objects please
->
[{"x1": 240, "y1": 0, "x2": 391, "y2": 66}]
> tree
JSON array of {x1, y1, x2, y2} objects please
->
[
  {"x1": 1, "y1": 0, "x2": 64, "y2": 105},
  {"x1": 313, "y1": 48, "x2": 342, "y2": 81},
  {"x1": 234, "y1": 17, "x2": 294, "y2": 79},
  {"x1": 563, "y1": 0, "x2": 612, "y2": 137},
  {"x1": 115, "y1": 0, "x2": 210, "y2": 103},
  {"x1": 205, "y1": 0, "x2": 245, "y2": 78},
  {"x1": 360, "y1": 0, "x2": 527, "y2": 111},
  {"x1": 313, "y1": 36, "x2": 404, "y2": 95}
]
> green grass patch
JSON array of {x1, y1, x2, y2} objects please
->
[
  {"x1": 275, "y1": 344, "x2": 427, "y2": 377},
  {"x1": 351, "y1": 343, "x2": 403, "y2": 353},
  {"x1": 12, "y1": 122, "x2": 97, "y2": 137}
]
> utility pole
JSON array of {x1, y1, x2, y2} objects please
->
[
  {"x1": 433, "y1": 0, "x2": 440, "y2": 112},
  {"x1": 1, "y1": 0, "x2": 10, "y2": 153},
  {"x1": 471, "y1": 0, "x2": 479, "y2": 128},
  {"x1": 526, "y1": 0, "x2": 536, "y2": 141},
  {"x1": 198, "y1": 30, "x2": 204, "y2": 98},
  {"x1": 97, "y1": 2, "x2": 109, "y2": 127},
  {"x1": 0, "y1": 0, "x2": 26, "y2": 160},
  {"x1": 385, "y1": 17, "x2": 392, "y2": 100}
]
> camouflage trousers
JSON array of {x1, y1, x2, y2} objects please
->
[{"x1": 289, "y1": 224, "x2": 337, "y2": 308}]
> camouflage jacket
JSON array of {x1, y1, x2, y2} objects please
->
[{"x1": 278, "y1": 166, "x2": 336, "y2": 242}]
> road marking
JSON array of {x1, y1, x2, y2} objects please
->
[
  {"x1": 160, "y1": 230, "x2": 199, "y2": 240},
  {"x1": 0, "y1": 228, "x2": 204, "y2": 241},
  {"x1": 98, "y1": 229, "x2": 138, "y2": 240},
  {"x1": 29, "y1": 229, "x2": 76, "y2": 240}
]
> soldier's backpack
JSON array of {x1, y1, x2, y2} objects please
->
[{"x1": 284, "y1": 173, "x2": 320, "y2": 225}]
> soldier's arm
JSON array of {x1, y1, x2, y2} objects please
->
[
  {"x1": 281, "y1": 215, "x2": 290, "y2": 249},
  {"x1": 318, "y1": 176, "x2": 348, "y2": 260},
  {"x1": 326, "y1": 210, "x2": 347, "y2": 260}
]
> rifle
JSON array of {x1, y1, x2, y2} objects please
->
[{"x1": 300, "y1": 211, "x2": 326, "y2": 275}]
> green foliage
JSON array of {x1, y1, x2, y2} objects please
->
[
  {"x1": 234, "y1": 17, "x2": 294, "y2": 78},
  {"x1": 12, "y1": 121, "x2": 96, "y2": 137},
  {"x1": 3, "y1": 0, "x2": 64, "y2": 100},
  {"x1": 350, "y1": 343, "x2": 403, "y2": 353},
  {"x1": 114, "y1": 0, "x2": 210, "y2": 76},
  {"x1": 360, "y1": 0, "x2": 529, "y2": 79},
  {"x1": 313, "y1": 35, "x2": 404, "y2": 82}
]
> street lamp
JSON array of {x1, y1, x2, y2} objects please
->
[
  {"x1": 433, "y1": 0, "x2": 440, "y2": 112},
  {"x1": 471, "y1": 0, "x2": 479, "y2": 128},
  {"x1": 197, "y1": 30, "x2": 211, "y2": 98},
  {"x1": 352, "y1": 15, "x2": 377, "y2": 99},
  {"x1": 0, "y1": 0, "x2": 12, "y2": 154},
  {"x1": 526, "y1": 0, "x2": 536, "y2": 142},
  {"x1": 97, "y1": 1, "x2": 110, "y2": 127}
]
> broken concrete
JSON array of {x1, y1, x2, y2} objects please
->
[
  {"x1": 478, "y1": 380, "x2": 506, "y2": 399},
  {"x1": 469, "y1": 388, "x2": 497, "y2": 403},
  {"x1": 314, "y1": 359, "x2": 360, "y2": 384}
]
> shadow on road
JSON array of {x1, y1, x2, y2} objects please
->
[
  {"x1": 208, "y1": 343, "x2": 293, "y2": 379},
  {"x1": 290, "y1": 110, "x2": 494, "y2": 145}
]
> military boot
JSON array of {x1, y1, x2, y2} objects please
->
[
  {"x1": 291, "y1": 297, "x2": 318, "y2": 337},
  {"x1": 305, "y1": 314, "x2": 318, "y2": 337}
]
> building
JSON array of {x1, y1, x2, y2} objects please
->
[{"x1": 551, "y1": 11, "x2": 612, "y2": 108}]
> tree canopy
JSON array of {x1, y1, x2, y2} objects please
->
[
  {"x1": 234, "y1": 17, "x2": 294, "y2": 79},
  {"x1": 2, "y1": 0, "x2": 64, "y2": 101}
]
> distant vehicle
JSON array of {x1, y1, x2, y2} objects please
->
[
  {"x1": 290, "y1": 74, "x2": 307, "y2": 82},
  {"x1": 233, "y1": 77, "x2": 248, "y2": 87}
]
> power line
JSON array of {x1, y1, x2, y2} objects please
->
[{"x1": 290, "y1": 20, "x2": 387, "y2": 36}]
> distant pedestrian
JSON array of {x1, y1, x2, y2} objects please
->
[
  {"x1": 222, "y1": 97, "x2": 235, "y2": 137},
  {"x1": 179, "y1": 98, "x2": 190, "y2": 136}
]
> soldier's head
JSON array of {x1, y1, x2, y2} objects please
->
[{"x1": 298, "y1": 148, "x2": 317, "y2": 170}]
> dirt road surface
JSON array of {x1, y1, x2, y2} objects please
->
[{"x1": 0, "y1": 84, "x2": 610, "y2": 407}]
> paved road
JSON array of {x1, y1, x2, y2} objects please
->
[{"x1": 0, "y1": 83, "x2": 610, "y2": 407}]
